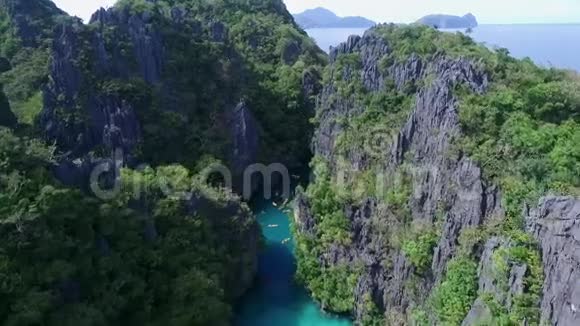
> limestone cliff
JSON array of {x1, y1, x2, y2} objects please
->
[
  {"x1": 295, "y1": 24, "x2": 580, "y2": 325},
  {"x1": 526, "y1": 197, "x2": 580, "y2": 325},
  {"x1": 30, "y1": 0, "x2": 325, "y2": 187}
]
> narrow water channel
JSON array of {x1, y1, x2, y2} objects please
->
[{"x1": 234, "y1": 199, "x2": 351, "y2": 326}]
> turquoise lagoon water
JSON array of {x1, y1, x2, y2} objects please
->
[{"x1": 234, "y1": 201, "x2": 351, "y2": 326}]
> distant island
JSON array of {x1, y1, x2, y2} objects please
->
[
  {"x1": 293, "y1": 7, "x2": 375, "y2": 29},
  {"x1": 417, "y1": 13, "x2": 478, "y2": 29}
]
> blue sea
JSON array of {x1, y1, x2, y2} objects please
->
[{"x1": 307, "y1": 24, "x2": 580, "y2": 71}]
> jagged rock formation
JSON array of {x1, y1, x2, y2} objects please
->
[
  {"x1": 298, "y1": 28, "x2": 497, "y2": 321},
  {"x1": 526, "y1": 196, "x2": 580, "y2": 325},
  {"x1": 462, "y1": 237, "x2": 528, "y2": 325},
  {"x1": 295, "y1": 23, "x2": 580, "y2": 325},
  {"x1": 29, "y1": 0, "x2": 325, "y2": 189},
  {"x1": 41, "y1": 19, "x2": 142, "y2": 158},
  {"x1": 227, "y1": 101, "x2": 260, "y2": 173},
  {"x1": 0, "y1": 0, "x2": 71, "y2": 126},
  {"x1": 0, "y1": 0, "x2": 66, "y2": 46}
]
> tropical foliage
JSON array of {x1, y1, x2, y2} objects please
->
[{"x1": 0, "y1": 127, "x2": 257, "y2": 325}]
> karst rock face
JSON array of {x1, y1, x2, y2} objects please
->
[
  {"x1": 40, "y1": 19, "x2": 142, "y2": 160},
  {"x1": 39, "y1": 7, "x2": 205, "y2": 176},
  {"x1": 298, "y1": 29, "x2": 494, "y2": 320},
  {"x1": 526, "y1": 196, "x2": 580, "y2": 325},
  {"x1": 295, "y1": 27, "x2": 579, "y2": 325},
  {"x1": 35, "y1": 1, "x2": 323, "y2": 188}
]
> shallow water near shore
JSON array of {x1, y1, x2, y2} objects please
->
[{"x1": 234, "y1": 200, "x2": 351, "y2": 326}]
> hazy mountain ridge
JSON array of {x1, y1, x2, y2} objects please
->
[
  {"x1": 418, "y1": 13, "x2": 478, "y2": 29},
  {"x1": 293, "y1": 7, "x2": 375, "y2": 29}
]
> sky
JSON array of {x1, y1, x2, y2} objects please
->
[{"x1": 53, "y1": 0, "x2": 580, "y2": 24}]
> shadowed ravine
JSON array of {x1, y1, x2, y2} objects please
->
[{"x1": 234, "y1": 200, "x2": 351, "y2": 326}]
